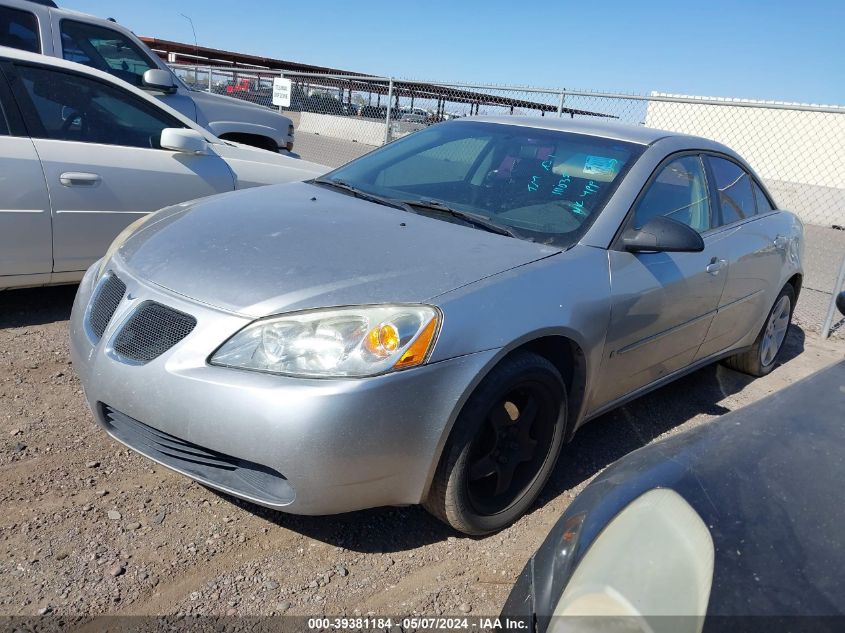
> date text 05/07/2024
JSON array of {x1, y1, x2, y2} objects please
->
[{"x1": 306, "y1": 616, "x2": 529, "y2": 630}]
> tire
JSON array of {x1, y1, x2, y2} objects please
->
[
  {"x1": 424, "y1": 351, "x2": 567, "y2": 535},
  {"x1": 723, "y1": 284, "x2": 795, "y2": 377}
]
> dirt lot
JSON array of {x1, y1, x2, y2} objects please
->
[{"x1": 1, "y1": 285, "x2": 843, "y2": 620}]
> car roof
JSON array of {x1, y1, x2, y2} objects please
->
[
  {"x1": 21, "y1": 0, "x2": 123, "y2": 26},
  {"x1": 0, "y1": 46, "x2": 219, "y2": 142},
  {"x1": 466, "y1": 115, "x2": 693, "y2": 146}
]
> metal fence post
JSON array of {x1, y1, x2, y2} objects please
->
[
  {"x1": 557, "y1": 91, "x2": 564, "y2": 117},
  {"x1": 383, "y1": 77, "x2": 394, "y2": 145},
  {"x1": 822, "y1": 254, "x2": 845, "y2": 338},
  {"x1": 207, "y1": 66, "x2": 212, "y2": 92}
]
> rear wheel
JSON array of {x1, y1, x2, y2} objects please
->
[
  {"x1": 724, "y1": 284, "x2": 795, "y2": 377},
  {"x1": 424, "y1": 351, "x2": 566, "y2": 535}
]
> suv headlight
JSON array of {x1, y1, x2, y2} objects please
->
[{"x1": 209, "y1": 305, "x2": 440, "y2": 378}]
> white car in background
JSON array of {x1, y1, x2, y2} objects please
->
[
  {"x1": 0, "y1": 0, "x2": 297, "y2": 152},
  {"x1": 0, "y1": 48, "x2": 327, "y2": 290}
]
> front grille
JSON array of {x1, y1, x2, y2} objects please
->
[
  {"x1": 112, "y1": 302, "x2": 196, "y2": 363},
  {"x1": 100, "y1": 405, "x2": 293, "y2": 505},
  {"x1": 88, "y1": 273, "x2": 126, "y2": 340}
]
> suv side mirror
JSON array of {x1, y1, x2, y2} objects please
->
[
  {"x1": 160, "y1": 128, "x2": 209, "y2": 155},
  {"x1": 622, "y1": 216, "x2": 705, "y2": 253},
  {"x1": 142, "y1": 69, "x2": 177, "y2": 94}
]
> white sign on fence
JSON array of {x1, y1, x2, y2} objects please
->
[{"x1": 272, "y1": 77, "x2": 292, "y2": 107}]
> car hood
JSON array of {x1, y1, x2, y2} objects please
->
[
  {"x1": 117, "y1": 182, "x2": 561, "y2": 317},
  {"x1": 191, "y1": 90, "x2": 291, "y2": 127},
  {"x1": 212, "y1": 142, "x2": 329, "y2": 188}
]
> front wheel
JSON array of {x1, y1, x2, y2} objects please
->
[
  {"x1": 424, "y1": 351, "x2": 566, "y2": 535},
  {"x1": 724, "y1": 284, "x2": 795, "y2": 377}
]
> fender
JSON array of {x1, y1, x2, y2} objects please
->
[
  {"x1": 418, "y1": 325, "x2": 596, "y2": 502},
  {"x1": 207, "y1": 121, "x2": 286, "y2": 147}
]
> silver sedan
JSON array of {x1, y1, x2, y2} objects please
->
[{"x1": 70, "y1": 117, "x2": 803, "y2": 535}]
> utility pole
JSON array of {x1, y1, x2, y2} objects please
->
[{"x1": 180, "y1": 13, "x2": 199, "y2": 85}]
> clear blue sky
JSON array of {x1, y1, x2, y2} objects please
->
[{"x1": 64, "y1": 0, "x2": 845, "y2": 105}]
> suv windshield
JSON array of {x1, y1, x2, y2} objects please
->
[{"x1": 324, "y1": 120, "x2": 642, "y2": 247}]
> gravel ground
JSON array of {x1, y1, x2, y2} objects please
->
[{"x1": 1, "y1": 285, "x2": 843, "y2": 619}]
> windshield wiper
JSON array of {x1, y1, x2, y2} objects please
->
[
  {"x1": 311, "y1": 178, "x2": 415, "y2": 213},
  {"x1": 311, "y1": 181, "x2": 521, "y2": 239},
  {"x1": 398, "y1": 199, "x2": 521, "y2": 239}
]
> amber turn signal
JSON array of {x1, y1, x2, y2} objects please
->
[{"x1": 393, "y1": 317, "x2": 439, "y2": 369}]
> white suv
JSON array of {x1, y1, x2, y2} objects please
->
[{"x1": 0, "y1": 0, "x2": 296, "y2": 152}]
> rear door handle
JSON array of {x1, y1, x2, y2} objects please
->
[
  {"x1": 60, "y1": 172, "x2": 101, "y2": 187},
  {"x1": 706, "y1": 258, "x2": 727, "y2": 275}
]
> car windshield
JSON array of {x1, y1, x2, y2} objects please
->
[{"x1": 323, "y1": 120, "x2": 643, "y2": 247}]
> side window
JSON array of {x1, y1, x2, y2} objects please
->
[
  {"x1": 14, "y1": 64, "x2": 185, "y2": 149},
  {"x1": 60, "y1": 20, "x2": 156, "y2": 87},
  {"x1": 633, "y1": 155, "x2": 711, "y2": 233},
  {"x1": 0, "y1": 7, "x2": 40, "y2": 53},
  {"x1": 752, "y1": 181, "x2": 775, "y2": 213},
  {"x1": 707, "y1": 156, "x2": 756, "y2": 225}
]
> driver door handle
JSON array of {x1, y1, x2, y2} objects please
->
[
  {"x1": 706, "y1": 258, "x2": 727, "y2": 275},
  {"x1": 60, "y1": 172, "x2": 101, "y2": 187}
]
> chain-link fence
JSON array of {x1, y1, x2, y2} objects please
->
[{"x1": 171, "y1": 64, "x2": 845, "y2": 337}]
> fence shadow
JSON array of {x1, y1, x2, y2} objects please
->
[
  {"x1": 216, "y1": 326, "x2": 807, "y2": 552},
  {"x1": 0, "y1": 285, "x2": 78, "y2": 328}
]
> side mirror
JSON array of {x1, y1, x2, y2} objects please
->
[
  {"x1": 160, "y1": 128, "x2": 209, "y2": 155},
  {"x1": 142, "y1": 69, "x2": 177, "y2": 94},
  {"x1": 622, "y1": 216, "x2": 705, "y2": 253},
  {"x1": 836, "y1": 291, "x2": 845, "y2": 317}
]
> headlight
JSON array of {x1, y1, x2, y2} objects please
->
[
  {"x1": 97, "y1": 213, "x2": 156, "y2": 280},
  {"x1": 210, "y1": 305, "x2": 440, "y2": 378},
  {"x1": 549, "y1": 489, "x2": 714, "y2": 633}
]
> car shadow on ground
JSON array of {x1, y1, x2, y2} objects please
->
[
  {"x1": 542, "y1": 325, "x2": 805, "y2": 504},
  {"x1": 217, "y1": 326, "x2": 806, "y2": 552},
  {"x1": 0, "y1": 285, "x2": 78, "y2": 328}
]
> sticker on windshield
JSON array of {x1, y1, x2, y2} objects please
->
[{"x1": 584, "y1": 155, "x2": 619, "y2": 176}]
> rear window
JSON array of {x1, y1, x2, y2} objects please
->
[
  {"x1": 0, "y1": 7, "x2": 40, "y2": 53},
  {"x1": 753, "y1": 181, "x2": 775, "y2": 213},
  {"x1": 707, "y1": 155, "x2": 756, "y2": 226}
]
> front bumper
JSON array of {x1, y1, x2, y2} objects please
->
[{"x1": 69, "y1": 261, "x2": 496, "y2": 515}]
